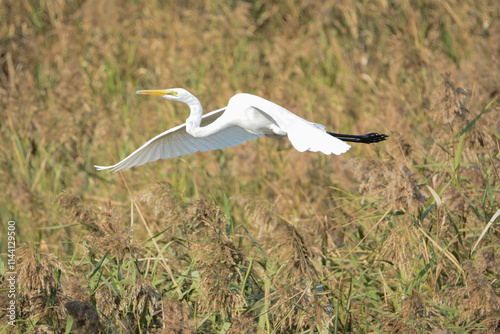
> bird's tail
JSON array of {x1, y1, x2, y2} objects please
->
[{"x1": 287, "y1": 124, "x2": 351, "y2": 155}]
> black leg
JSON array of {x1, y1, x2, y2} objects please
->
[{"x1": 327, "y1": 132, "x2": 389, "y2": 144}]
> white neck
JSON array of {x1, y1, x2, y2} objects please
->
[{"x1": 184, "y1": 95, "x2": 221, "y2": 138}]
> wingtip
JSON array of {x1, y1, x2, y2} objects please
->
[{"x1": 94, "y1": 165, "x2": 116, "y2": 173}]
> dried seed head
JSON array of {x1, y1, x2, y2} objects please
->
[
  {"x1": 436, "y1": 262, "x2": 500, "y2": 331},
  {"x1": 350, "y1": 159, "x2": 426, "y2": 215},
  {"x1": 137, "y1": 181, "x2": 187, "y2": 228},
  {"x1": 228, "y1": 314, "x2": 265, "y2": 333},
  {"x1": 127, "y1": 278, "x2": 161, "y2": 316},
  {"x1": 429, "y1": 75, "x2": 498, "y2": 156},
  {"x1": 85, "y1": 203, "x2": 142, "y2": 260},
  {"x1": 6, "y1": 244, "x2": 66, "y2": 330},
  {"x1": 57, "y1": 193, "x2": 97, "y2": 226},
  {"x1": 380, "y1": 224, "x2": 425, "y2": 279},
  {"x1": 272, "y1": 220, "x2": 322, "y2": 282},
  {"x1": 270, "y1": 283, "x2": 332, "y2": 332},
  {"x1": 430, "y1": 75, "x2": 471, "y2": 129},
  {"x1": 151, "y1": 299, "x2": 194, "y2": 333},
  {"x1": 190, "y1": 202, "x2": 247, "y2": 315}
]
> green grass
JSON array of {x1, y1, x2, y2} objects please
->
[{"x1": 1, "y1": 0, "x2": 499, "y2": 333}]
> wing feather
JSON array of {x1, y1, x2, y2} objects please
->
[
  {"x1": 229, "y1": 93, "x2": 351, "y2": 155},
  {"x1": 95, "y1": 108, "x2": 262, "y2": 172}
]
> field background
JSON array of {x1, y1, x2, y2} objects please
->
[{"x1": 1, "y1": 0, "x2": 499, "y2": 333}]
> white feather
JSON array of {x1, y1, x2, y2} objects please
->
[
  {"x1": 95, "y1": 89, "x2": 357, "y2": 173},
  {"x1": 95, "y1": 108, "x2": 262, "y2": 173}
]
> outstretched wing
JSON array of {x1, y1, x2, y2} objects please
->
[
  {"x1": 229, "y1": 94, "x2": 351, "y2": 155},
  {"x1": 95, "y1": 108, "x2": 261, "y2": 173}
]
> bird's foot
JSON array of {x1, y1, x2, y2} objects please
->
[
  {"x1": 358, "y1": 132, "x2": 389, "y2": 144},
  {"x1": 327, "y1": 131, "x2": 389, "y2": 144}
]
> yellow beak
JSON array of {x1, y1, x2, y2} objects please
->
[{"x1": 136, "y1": 89, "x2": 177, "y2": 97}]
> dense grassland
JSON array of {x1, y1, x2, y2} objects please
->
[{"x1": 1, "y1": 0, "x2": 499, "y2": 332}]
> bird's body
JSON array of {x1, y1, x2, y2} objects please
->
[{"x1": 95, "y1": 89, "x2": 387, "y2": 173}]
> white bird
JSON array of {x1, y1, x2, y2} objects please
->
[{"x1": 95, "y1": 88, "x2": 387, "y2": 173}]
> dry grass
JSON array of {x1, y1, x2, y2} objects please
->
[{"x1": 1, "y1": 0, "x2": 499, "y2": 332}]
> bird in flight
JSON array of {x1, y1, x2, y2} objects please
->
[{"x1": 95, "y1": 88, "x2": 388, "y2": 172}]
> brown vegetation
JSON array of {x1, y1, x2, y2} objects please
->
[{"x1": 1, "y1": 0, "x2": 499, "y2": 332}]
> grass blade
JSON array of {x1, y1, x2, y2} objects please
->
[
  {"x1": 454, "y1": 98, "x2": 496, "y2": 139},
  {"x1": 470, "y1": 209, "x2": 500, "y2": 255},
  {"x1": 88, "y1": 251, "x2": 109, "y2": 279},
  {"x1": 453, "y1": 133, "x2": 466, "y2": 172}
]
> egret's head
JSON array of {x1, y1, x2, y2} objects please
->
[{"x1": 136, "y1": 88, "x2": 194, "y2": 102}]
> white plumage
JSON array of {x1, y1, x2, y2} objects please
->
[{"x1": 95, "y1": 88, "x2": 353, "y2": 173}]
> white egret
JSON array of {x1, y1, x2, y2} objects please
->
[{"x1": 95, "y1": 89, "x2": 388, "y2": 172}]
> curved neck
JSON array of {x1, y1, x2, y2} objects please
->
[
  {"x1": 184, "y1": 96, "x2": 224, "y2": 138},
  {"x1": 185, "y1": 97, "x2": 202, "y2": 124}
]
